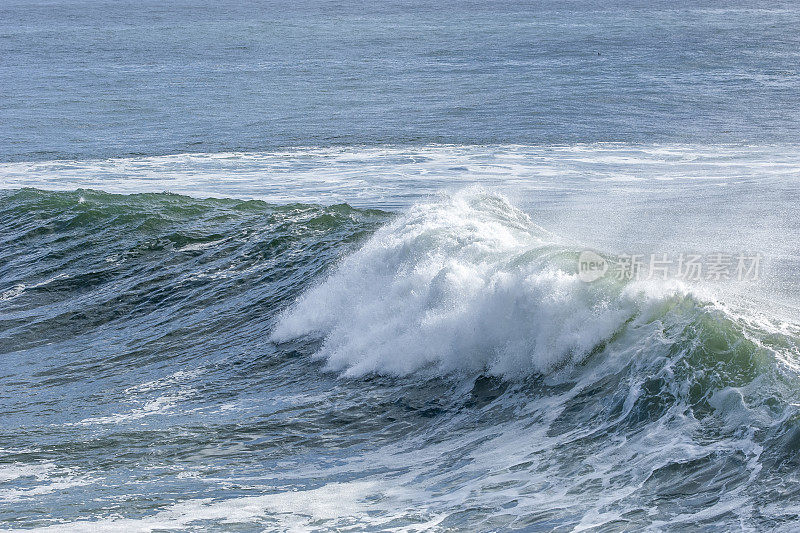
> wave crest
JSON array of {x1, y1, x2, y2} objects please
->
[{"x1": 271, "y1": 189, "x2": 666, "y2": 378}]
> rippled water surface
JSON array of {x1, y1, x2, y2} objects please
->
[{"x1": 3, "y1": 0, "x2": 800, "y2": 160}]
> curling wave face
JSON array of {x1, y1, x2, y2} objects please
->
[{"x1": 2, "y1": 187, "x2": 800, "y2": 530}]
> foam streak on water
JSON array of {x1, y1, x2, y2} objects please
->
[{"x1": 1, "y1": 144, "x2": 799, "y2": 208}]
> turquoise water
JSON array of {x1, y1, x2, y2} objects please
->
[{"x1": 3, "y1": 1, "x2": 800, "y2": 531}]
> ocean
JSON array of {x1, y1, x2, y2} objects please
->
[{"x1": 2, "y1": 1, "x2": 800, "y2": 531}]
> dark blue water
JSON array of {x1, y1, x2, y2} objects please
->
[{"x1": 2, "y1": 0, "x2": 800, "y2": 161}]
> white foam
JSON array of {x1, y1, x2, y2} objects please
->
[
  {"x1": 27, "y1": 481, "x2": 423, "y2": 532},
  {"x1": 271, "y1": 189, "x2": 650, "y2": 378},
  {"x1": 73, "y1": 392, "x2": 191, "y2": 426},
  {"x1": 0, "y1": 463, "x2": 53, "y2": 484},
  {"x1": 0, "y1": 463, "x2": 93, "y2": 504},
  {"x1": 2, "y1": 143, "x2": 799, "y2": 208}
]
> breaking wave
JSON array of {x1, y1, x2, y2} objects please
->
[{"x1": 4, "y1": 187, "x2": 800, "y2": 530}]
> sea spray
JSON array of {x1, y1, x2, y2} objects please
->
[{"x1": 273, "y1": 189, "x2": 697, "y2": 379}]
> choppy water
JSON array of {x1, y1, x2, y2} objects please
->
[
  {"x1": 4, "y1": 0, "x2": 800, "y2": 531},
  {"x1": 1, "y1": 171, "x2": 800, "y2": 530}
]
